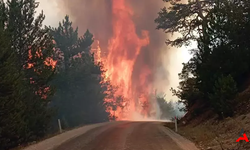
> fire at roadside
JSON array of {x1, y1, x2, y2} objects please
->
[{"x1": 58, "y1": 0, "x2": 171, "y2": 120}]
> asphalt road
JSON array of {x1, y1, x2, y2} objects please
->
[{"x1": 53, "y1": 121, "x2": 199, "y2": 150}]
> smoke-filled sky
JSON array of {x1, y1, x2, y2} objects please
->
[{"x1": 36, "y1": 0, "x2": 193, "y2": 102}]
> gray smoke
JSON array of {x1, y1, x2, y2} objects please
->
[{"x1": 57, "y1": 0, "x2": 171, "y2": 118}]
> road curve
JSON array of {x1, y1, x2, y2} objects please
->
[{"x1": 53, "y1": 121, "x2": 199, "y2": 150}]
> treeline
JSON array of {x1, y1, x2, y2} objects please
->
[
  {"x1": 156, "y1": 96, "x2": 177, "y2": 119},
  {"x1": 156, "y1": 0, "x2": 250, "y2": 119},
  {"x1": 0, "y1": 0, "x2": 114, "y2": 149},
  {"x1": 48, "y1": 16, "x2": 110, "y2": 129}
]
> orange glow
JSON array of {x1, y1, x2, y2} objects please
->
[
  {"x1": 26, "y1": 46, "x2": 57, "y2": 100},
  {"x1": 26, "y1": 48, "x2": 57, "y2": 69},
  {"x1": 36, "y1": 86, "x2": 50, "y2": 99},
  {"x1": 99, "y1": 0, "x2": 151, "y2": 120},
  {"x1": 44, "y1": 57, "x2": 57, "y2": 69},
  {"x1": 92, "y1": 40, "x2": 102, "y2": 64}
]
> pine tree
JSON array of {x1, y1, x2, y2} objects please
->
[
  {"x1": 157, "y1": 0, "x2": 250, "y2": 118},
  {"x1": 50, "y1": 16, "x2": 109, "y2": 128},
  {"x1": 0, "y1": 27, "x2": 27, "y2": 150},
  {"x1": 0, "y1": 0, "x2": 56, "y2": 148}
]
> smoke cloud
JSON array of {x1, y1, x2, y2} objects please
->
[
  {"x1": 55, "y1": 0, "x2": 174, "y2": 120},
  {"x1": 58, "y1": 0, "x2": 169, "y2": 91}
]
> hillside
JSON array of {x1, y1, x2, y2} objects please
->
[
  {"x1": 155, "y1": 1, "x2": 250, "y2": 149},
  {"x1": 165, "y1": 85, "x2": 250, "y2": 150}
]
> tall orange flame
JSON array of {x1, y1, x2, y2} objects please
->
[
  {"x1": 101, "y1": 0, "x2": 151, "y2": 120},
  {"x1": 60, "y1": 0, "x2": 168, "y2": 120}
]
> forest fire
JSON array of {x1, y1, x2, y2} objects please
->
[
  {"x1": 60, "y1": 0, "x2": 167, "y2": 120},
  {"x1": 27, "y1": 49, "x2": 57, "y2": 69},
  {"x1": 103, "y1": 0, "x2": 150, "y2": 120}
]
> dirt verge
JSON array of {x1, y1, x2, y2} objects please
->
[{"x1": 164, "y1": 114, "x2": 250, "y2": 150}]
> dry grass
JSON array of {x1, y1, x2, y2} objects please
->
[
  {"x1": 165, "y1": 114, "x2": 250, "y2": 150},
  {"x1": 163, "y1": 85, "x2": 250, "y2": 150}
]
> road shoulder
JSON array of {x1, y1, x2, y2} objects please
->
[
  {"x1": 159, "y1": 124, "x2": 200, "y2": 150},
  {"x1": 22, "y1": 122, "x2": 118, "y2": 150}
]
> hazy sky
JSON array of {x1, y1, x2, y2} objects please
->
[
  {"x1": 36, "y1": 0, "x2": 63, "y2": 26},
  {"x1": 36, "y1": 0, "x2": 193, "y2": 102}
]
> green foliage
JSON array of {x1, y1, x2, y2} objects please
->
[
  {"x1": 155, "y1": 0, "x2": 212, "y2": 47},
  {"x1": 0, "y1": 27, "x2": 25, "y2": 150},
  {"x1": 49, "y1": 16, "x2": 110, "y2": 128},
  {"x1": 171, "y1": 77, "x2": 202, "y2": 112},
  {"x1": 0, "y1": 0, "x2": 55, "y2": 149},
  {"x1": 209, "y1": 75, "x2": 237, "y2": 118},
  {"x1": 156, "y1": 96, "x2": 176, "y2": 119},
  {"x1": 157, "y1": 0, "x2": 250, "y2": 118}
]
